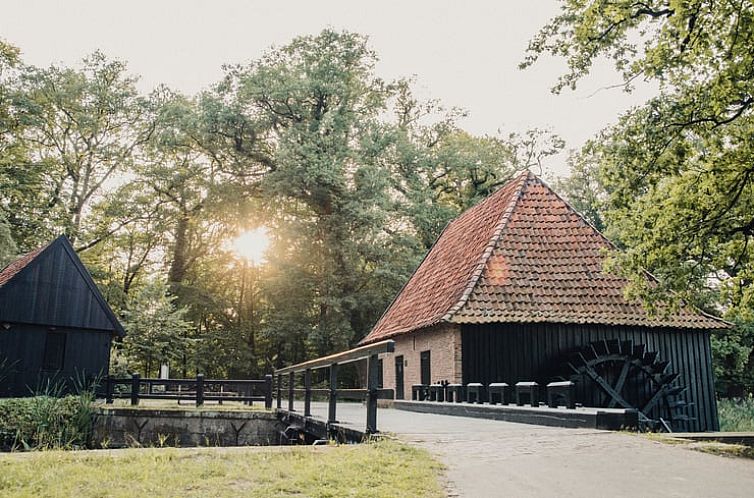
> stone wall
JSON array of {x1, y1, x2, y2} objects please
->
[
  {"x1": 93, "y1": 407, "x2": 283, "y2": 448},
  {"x1": 379, "y1": 323, "x2": 461, "y2": 398}
]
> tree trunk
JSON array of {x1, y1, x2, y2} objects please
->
[{"x1": 168, "y1": 213, "x2": 190, "y2": 294}]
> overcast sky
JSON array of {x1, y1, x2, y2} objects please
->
[{"x1": 1, "y1": 0, "x2": 655, "y2": 176}]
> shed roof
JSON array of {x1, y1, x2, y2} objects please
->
[
  {"x1": 0, "y1": 236, "x2": 125, "y2": 336},
  {"x1": 360, "y1": 171, "x2": 728, "y2": 344}
]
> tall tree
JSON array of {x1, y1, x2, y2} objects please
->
[
  {"x1": 120, "y1": 280, "x2": 193, "y2": 378},
  {"x1": 6, "y1": 52, "x2": 155, "y2": 248},
  {"x1": 525, "y1": 0, "x2": 754, "y2": 395},
  {"x1": 0, "y1": 40, "x2": 24, "y2": 260},
  {"x1": 226, "y1": 30, "x2": 402, "y2": 357}
]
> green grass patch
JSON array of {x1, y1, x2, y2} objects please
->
[
  {"x1": 718, "y1": 396, "x2": 754, "y2": 432},
  {"x1": 645, "y1": 434, "x2": 754, "y2": 460},
  {"x1": 691, "y1": 442, "x2": 754, "y2": 460},
  {"x1": 0, "y1": 439, "x2": 443, "y2": 498},
  {"x1": 0, "y1": 394, "x2": 95, "y2": 451}
]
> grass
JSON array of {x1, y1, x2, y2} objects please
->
[
  {"x1": 0, "y1": 394, "x2": 95, "y2": 451},
  {"x1": 718, "y1": 396, "x2": 754, "y2": 432},
  {"x1": 0, "y1": 439, "x2": 444, "y2": 498},
  {"x1": 691, "y1": 441, "x2": 754, "y2": 459},
  {"x1": 643, "y1": 433, "x2": 754, "y2": 460}
]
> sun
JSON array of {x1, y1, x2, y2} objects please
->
[{"x1": 231, "y1": 227, "x2": 270, "y2": 265}]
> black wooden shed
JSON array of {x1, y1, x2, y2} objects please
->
[{"x1": 0, "y1": 236, "x2": 124, "y2": 397}]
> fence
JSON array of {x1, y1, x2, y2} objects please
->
[
  {"x1": 274, "y1": 339, "x2": 395, "y2": 434},
  {"x1": 101, "y1": 374, "x2": 273, "y2": 409}
]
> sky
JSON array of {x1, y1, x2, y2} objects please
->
[{"x1": 0, "y1": 0, "x2": 656, "y2": 176}]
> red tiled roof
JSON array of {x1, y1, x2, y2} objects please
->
[
  {"x1": 0, "y1": 243, "x2": 48, "y2": 288},
  {"x1": 360, "y1": 171, "x2": 728, "y2": 344}
]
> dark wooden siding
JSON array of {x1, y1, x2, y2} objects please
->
[
  {"x1": 0, "y1": 324, "x2": 112, "y2": 397},
  {"x1": 461, "y1": 323, "x2": 718, "y2": 432},
  {"x1": 0, "y1": 240, "x2": 118, "y2": 332}
]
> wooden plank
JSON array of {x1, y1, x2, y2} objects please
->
[{"x1": 275, "y1": 340, "x2": 395, "y2": 374}]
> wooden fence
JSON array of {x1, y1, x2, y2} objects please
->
[
  {"x1": 101, "y1": 374, "x2": 273, "y2": 409},
  {"x1": 275, "y1": 340, "x2": 395, "y2": 434}
]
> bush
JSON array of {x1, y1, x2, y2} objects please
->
[
  {"x1": 718, "y1": 396, "x2": 754, "y2": 432},
  {"x1": 0, "y1": 393, "x2": 96, "y2": 451}
]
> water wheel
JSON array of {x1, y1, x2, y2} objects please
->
[{"x1": 563, "y1": 340, "x2": 692, "y2": 431}]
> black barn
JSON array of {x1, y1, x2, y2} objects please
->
[
  {"x1": 0, "y1": 236, "x2": 124, "y2": 397},
  {"x1": 362, "y1": 171, "x2": 728, "y2": 432}
]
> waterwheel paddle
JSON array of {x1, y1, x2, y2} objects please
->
[{"x1": 564, "y1": 340, "x2": 693, "y2": 431}]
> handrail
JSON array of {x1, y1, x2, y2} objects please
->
[
  {"x1": 102, "y1": 374, "x2": 273, "y2": 409},
  {"x1": 275, "y1": 340, "x2": 395, "y2": 374},
  {"x1": 274, "y1": 340, "x2": 395, "y2": 435}
]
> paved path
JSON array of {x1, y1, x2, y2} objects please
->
[{"x1": 309, "y1": 402, "x2": 754, "y2": 497}]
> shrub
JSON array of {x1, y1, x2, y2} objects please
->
[
  {"x1": 718, "y1": 396, "x2": 754, "y2": 432},
  {"x1": 0, "y1": 392, "x2": 96, "y2": 451}
]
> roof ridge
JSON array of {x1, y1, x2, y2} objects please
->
[
  {"x1": 56, "y1": 236, "x2": 126, "y2": 336},
  {"x1": 441, "y1": 170, "x2": 531, "y2": 321}
]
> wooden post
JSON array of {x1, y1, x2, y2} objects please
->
[
  {"x1": 105, "y1": 375, "x2": 114, "y2": 404},
  {"x1": 328, "y1": 363, "x2": 338, "y2": 424},
  {"x1": 288, "y1": 371, "x2": 295, "y2": 411},
  {"x1": 130, "y1": 373, "x2": 140, "y2": 406},
  {"x1": 276, "y1": 374, "x2": 282, "y2": 409},
  {"x1": 264, "y1": 374, "x2": 273, "y2": 410},
  {"x1": 366, "y1": 354, "x2": 379, "y2": 434},
  {"x1": 304, "y1": 368, "x2": 312, "y2": 417},
  {"x1": 196, "y1": 373, "x2": 204, "y2": 407}
]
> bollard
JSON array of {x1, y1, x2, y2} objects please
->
[
  {"x1": 264, "y1": 374, "x2": 273, "y2": 410},
  {"x1": 196, "y1": 373, "x2": 205, "y2": 407},
  {"x1": 130, "y1": 373, "x2": 140, "y2": 406}
]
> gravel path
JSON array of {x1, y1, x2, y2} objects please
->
[{"x1": 311, "y1": 402, "x2": 754, "y2": 497}]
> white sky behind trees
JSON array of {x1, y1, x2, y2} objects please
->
[{"x1": 1, "y1": 0, "x2": 657, "y2": 176}]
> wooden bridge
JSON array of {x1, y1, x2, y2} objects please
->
[{"x1": 273, "y1": 339, "x2": 637, "y2": 442}]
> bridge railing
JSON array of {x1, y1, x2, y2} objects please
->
[
  {"x1": 101, "y1": 374, "x2": 273, "y2": 409},
  {"x1": 274, "y1": 340, "x2": 395, "y2": 434}
]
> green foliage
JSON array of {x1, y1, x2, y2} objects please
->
[
  {"x1": 0, "y1": 29, "x2": 558, "y2": 378},
  {"x1": 718, "y1": 396, "x2": 754, "y2": 432},
  {"x1": 121, "y1": 280, "x2": 193, "y2": 377},
  {"x1": 528, "y1": 1, "x2": 754, "y2": 396},
  {"x1": 4, "y1": 51, "x2": 155, "y2": 248},
  {"x1": 553, "y1": 147, "x2": 606, "y2": 232},
  {"x1": 0, "y1": 213, "x2": 17, "y2": 266},
  {"x1": 0, "y1": 393, "x2": 95, "y2": 451}
]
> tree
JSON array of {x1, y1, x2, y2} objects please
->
[
  {"x1": 225, "y1": 30, "x2": 402, "y2": 357},
  {"x1": 0, "y1": 39, "x2": 26, "y2": 258},
  {"x1": 525, "y1": 0, "x2": 754, "y2": 395},
  {"x1": 6, "y1": 52, "x2": 155, "y2": 248},
  {"x1": 120, "y1": 280, "x2": 193, "y2": 378},
  {"x1": 553, "y1": 146, "x2": 606, "y2": 232}
]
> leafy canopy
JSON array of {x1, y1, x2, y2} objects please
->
[{"x1": 526, "y1": 0, "x2": 754, "y2": 395}]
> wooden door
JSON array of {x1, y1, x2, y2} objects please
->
[{"x1": 394, "y1": 355, "x2": 404, "y2": 399}]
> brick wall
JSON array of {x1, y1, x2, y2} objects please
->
[{"x1": 378, "y1": 323, "x2": 461, "y2": 399}]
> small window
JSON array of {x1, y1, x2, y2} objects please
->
[
  {"x1": 420, "y1": 350, "x2": 431, "y2": 385},
  {"x1": 377, "y1": 359, "x2": 384, "y2": 388},
  {"x1": 42, "y1": 332, "x2": 66, "y2": 371}
]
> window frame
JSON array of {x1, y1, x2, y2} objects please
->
[{"x1": 42, "y1": 331, "x2": 67, "y2": 372}]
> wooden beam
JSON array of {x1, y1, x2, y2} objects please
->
[{"x1": 275, "y1": 340, "x2": 395, "y2": 374}]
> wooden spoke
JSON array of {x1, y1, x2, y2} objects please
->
[{"x1": 607, "y1": 358, "x2": 633, "y2": 408}]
